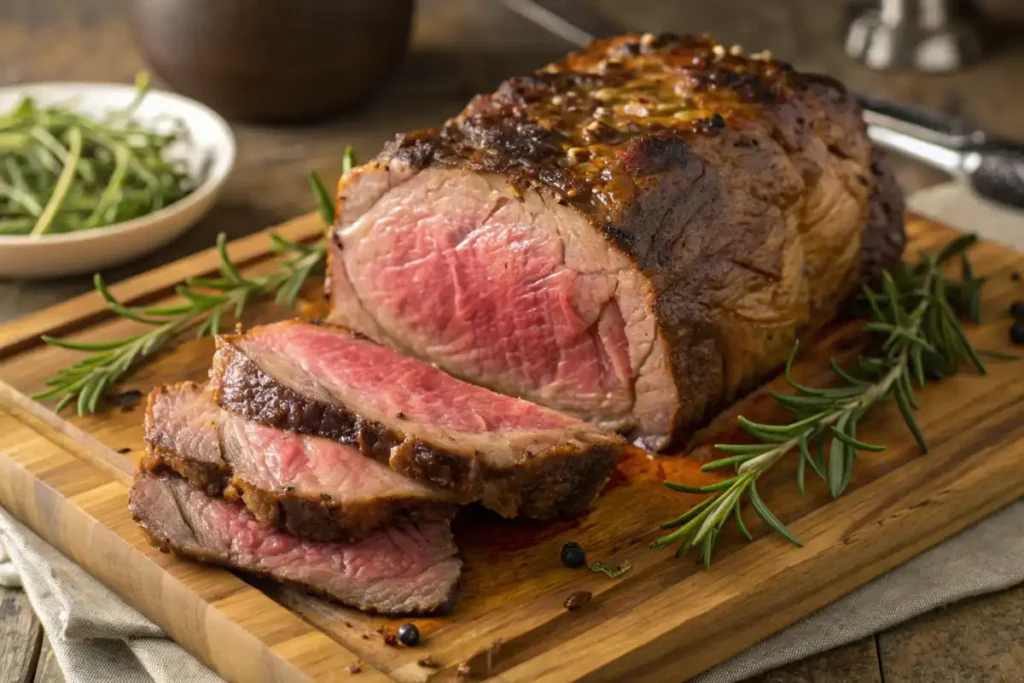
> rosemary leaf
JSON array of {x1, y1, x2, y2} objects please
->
[
  {"x1": 829, "y1": 425, "x2": 885, "y2": 452},
  {"x1": 827, "y1": 414, "x2": 849, "y2": 498},
  {"x1": 734, "y1": 504, "x2": 753, "y2": 541},
  {"x1": 664, "y1": 477, "x2": 739, "y2": 494},
  {"x1": 894, "y1": 385, "x2": 928, "y2": 453},
  {"x1": 342, "y1": 145, "x2": 357, "y2": 174},
  {"x1": 710, "y1": 443, "x2": 774, "y2": 455},
  {"x1": 701, "y1": 453, "x2": 761, "y2": 471},
  {"x1": 796, "y1": 446, "x2": 807, "y2": 495},
  {"x1": 659, "y1": 496, "x2": 716, "y2": 530},
  {"x1": 749, "y1": 483, "x2": 803, "y2": 547},
  {"x1": 310, "y1": 171, "x2": 335, "y2": 225}
]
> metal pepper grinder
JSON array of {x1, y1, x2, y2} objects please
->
[{"x1": 845, "y1": 0, "x2": 985, "y2": 72}]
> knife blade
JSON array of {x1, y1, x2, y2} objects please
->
[{"x1": 501, "y1": 0, "x2": 1024, "y2": 210}]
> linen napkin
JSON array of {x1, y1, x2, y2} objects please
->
[
  {"x1": 0, "y1": 507, "x2": 219, "y2": 683},
  {"x1": 0, "y1": 180, "x2": 1021, "y2": 683}
]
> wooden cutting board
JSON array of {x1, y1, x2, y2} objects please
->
[{"x1": 0, "y1": 213, "x2": 1022, "y2": 683}]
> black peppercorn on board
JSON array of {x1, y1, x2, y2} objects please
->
[{"x1": 0, "y1": 212, "x2": 1022, "y2": 683}]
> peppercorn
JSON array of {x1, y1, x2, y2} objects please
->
[
  {"x1": 1011, "y1": 321, "x2": 1024, "y2": 346},
  {"x1": 564, "y1": 590, "x2": 593, "y2": 610},
  {"x1": 561, "y1": 541, "x2": 587, "y2": 569},
  {"x1": 397, "y1": 623, "x2": 420, "y2": 646},
  {"x1": 1010, "y1": 301, "x2": 1024, "y2": 319}
]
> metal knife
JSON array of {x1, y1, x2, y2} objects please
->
[{"x1": 501, "y1": 0, "x2": 1024, "y2": 210}]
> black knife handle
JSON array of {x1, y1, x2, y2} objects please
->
[{"x1": 968, "y1": 141, "x2": 1024, "y2": 210}]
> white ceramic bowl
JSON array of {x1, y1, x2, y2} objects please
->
[{"x1": 0, "y1": 82, "x2": 235, "y2": 279}]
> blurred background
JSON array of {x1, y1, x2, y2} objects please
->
[{"x1": 1, "y1": 0, "x2": 1023, "y2": 311}]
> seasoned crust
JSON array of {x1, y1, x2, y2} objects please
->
[
  {"x1": 207, "y1": 338, "x2": 479, "y2": 495},
  {"x1": 142, "y1": 382, "x2": 455, "y2": 542},
  {"x1": 338, "y1": 34, "x2": 905, "y2": 449},
  {"x1": 861, "y1": 149, "x2": 907, "y2": 281},
  {"x1": 208, "y1": 333, "x2": 622, "y2": 519},
  {"x1": 377, "y1": 34, "x2": 873, "y2": 242}
]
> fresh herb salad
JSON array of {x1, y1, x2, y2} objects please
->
[{"x1": 0, "y1": 73, "x2": 195, "y2": 238}]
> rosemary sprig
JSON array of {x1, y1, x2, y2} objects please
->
[
  {"x1": 33, "y1": 147, "x2": 356, "y2": 415},
  {"x1": 653, "y1": 234, "x2": 999, "y2": 566}
]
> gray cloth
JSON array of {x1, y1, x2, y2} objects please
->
[
  {"x1": 0, "y1": 508, "x2": 220, "y2": 683},
  {"x1": 0, "y1": 181, "x2": 1021, "y2": 683},
  {"x1": 696, "y1": 501, "x2": 1024, "y2": 682}
]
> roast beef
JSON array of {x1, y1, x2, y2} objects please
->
[
  {"x1": 142, "y1": 382, "x2": 454, "y2": 541},
  {"x1": 129, "y1": 471, "x2": 461, "y2": 614},
  {"x1": 208, "y1": 320, "x2": 624, "y2": 519},
  {"x1": 325, "y1": 33, "x2": 906, "y2": 451}
]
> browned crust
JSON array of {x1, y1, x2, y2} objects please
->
[
  {"x1": 208, "y1": 334, "x2": 623, "y2": 519},
  {"x1": 335, "y1": 34, "x2": 906, "y2": 450},
  {"x1": 142, "y1": 383, "x2": 455, "y2": 542},
  {"x1": 128, "y1": 472, "x2": 459, "y2": 615},
  {"x1": 861, "y1": 148, "x2": 907, "y2": 281},
  {"x1": 207, "y1": 340, "x2": 478, "y2": 495}
]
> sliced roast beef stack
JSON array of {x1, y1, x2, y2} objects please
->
[
  {"x1": 131, "y1": 33, "x2": 904, "y2": 614},
  {"x1": 208, "y1": 320, "x2": 623, "y2": 519},
  {"x1": 133, "y1": 321, "x2": 624, "y2": 611},
  {"x1": 143, "y1": 382, "x2": 455, "y2": 542},
  {"x1": 326, "y1": 33, "x2": 905, "y2": 451}
]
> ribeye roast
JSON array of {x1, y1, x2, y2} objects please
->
[
  {"x1": 129, "y1": 471, "x2": 461, "y2": 614},
  {"x1": 325, "y1": 33, "x2": 905, "y2": 450},
  {"x1": 208, "y1": 320, "x2": 624, "y2": 519},
  {"x1": 143, "y1": 383, "x2": 453, "y2": 541}
]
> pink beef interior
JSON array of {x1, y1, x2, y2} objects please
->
[
  {"x1": 130, "y1": 472, "x2": 461, "y2": 613},
  {"x1": 330, "y1": 165, "x2": 676, "y2": 438},
  {"x1": 242, "y1": 321, "x2": 581, "y2": 434},
  {"x1": 228, "y1": 418, "x2": 442, "y2": 503},
  {"x1": 150, "y1": 385, "x2": 446, "y2": 505}
]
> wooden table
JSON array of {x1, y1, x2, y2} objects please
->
[{"x1": 2, "y1": 1, "x2": 1023, "y2": 681}]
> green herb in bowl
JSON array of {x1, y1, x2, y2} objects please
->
[{"x1": 0, "y1": 73, "x2": 195, "y2": 238}]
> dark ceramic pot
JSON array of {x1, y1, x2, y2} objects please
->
[{"x1": 128, "y1": 0, "x2": 414, "y2": 123}]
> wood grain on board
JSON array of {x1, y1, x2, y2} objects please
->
[{"x1": 0, "y1": 214, "x2": 1021, "y2": 682}]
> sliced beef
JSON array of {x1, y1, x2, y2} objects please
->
[
  {"x1": 208, "y1": 320, "x2": 624, "y2": 519},
  {"x1": 325, "y1": 33, "x2": 906, "y2": 451},
  {"x1": 143, "y1": 382, "x2": 454, "y2": 542},
  {"x1": 129, "y1": 471, "x2": 461, "y2": 614}
]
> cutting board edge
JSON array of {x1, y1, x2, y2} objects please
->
[{"x1": 0, "y1": 403, "x2": 387, "y2": 683}]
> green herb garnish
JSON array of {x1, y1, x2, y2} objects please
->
[
  {"x1": 33, "y1": 148, "x2": 356, "y2": 415},
  {"x1": 588, "y1": 559, "x2": 632, "y2": 579},
  {"x1": 654, "y1": 234, "x2": 1003, "y2": 566},
  {"x1": 1, "y1": 72, "x2": 197, "y2": 237}
]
